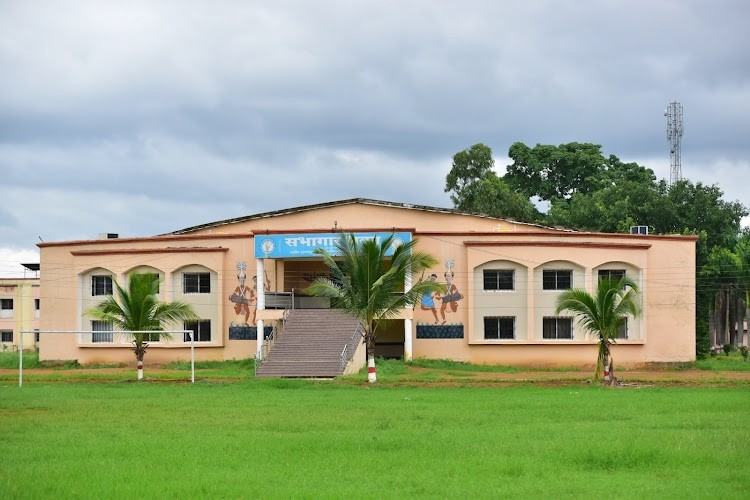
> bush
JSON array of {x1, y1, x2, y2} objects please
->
[
  {"x1": 723, "y1": 343, "x2": 732, "y2": 356},
  {"x1": 740, "y1": 346, "x2": 749, "y2": 361}
]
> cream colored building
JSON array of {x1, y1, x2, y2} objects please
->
[
  {"x1": 38, "y1": 199, "x2": 697, "y2": 366},
  {"x1": 0, "y1": 276, "x2": 40, "y2": 352}
]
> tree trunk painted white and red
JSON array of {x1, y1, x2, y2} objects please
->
[
  {"x1": 366, "y1": 324, "x2": 377, "y2": 383},
  {"x1": 367, "y1": 355, "x2": 376, "y2": 383},
  {"x1": 134, "y1": 341, "x2": 147, "y2": 380}
]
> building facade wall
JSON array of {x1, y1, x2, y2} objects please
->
[
  {"x1": 38, "y1": 201, "x2": 697, "y2": 366},
  {"x1": 0, "y1": 278, "x2": 40, "y2": 351}
]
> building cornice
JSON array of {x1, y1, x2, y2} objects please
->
[
  {"x1": 39, "y1": 233, "x2": 250, "y2": 248},
  {"x1": 463, "y1": 241, "x2": 652, "y2": 250},
  {"x1": 70, "y1": 247, "x2": 230, "y2": 256}
]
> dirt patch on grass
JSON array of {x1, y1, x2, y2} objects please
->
[{"x1": 3, "y1": 365, "x2": 750, "y2": 387}]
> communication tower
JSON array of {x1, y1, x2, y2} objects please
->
[{"x1": 664, "y1": 101, "x2": 683, "y2": 184}]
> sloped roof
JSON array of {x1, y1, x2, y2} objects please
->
[{"x1": 168, "y1": 197, "x2": 557, "y2": 235}]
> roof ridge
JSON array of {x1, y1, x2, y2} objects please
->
[{"x1": 167, "y1": 197, "x2": 552, "y2": 235}]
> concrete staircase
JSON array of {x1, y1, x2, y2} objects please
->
[{"x1": 255, "y1": 309, "x2": 364, "y2": 378}]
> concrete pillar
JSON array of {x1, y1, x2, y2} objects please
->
[
  {"x1": 256, "y1": 259, "x2": 265, "y2": 358},
  {"x1": 404, "y1": 267, "x2": 413, "y2": 360}
]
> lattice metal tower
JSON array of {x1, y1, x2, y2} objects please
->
[{"x1": 665, "y1": 101, "x2": 683, "y2": 184}]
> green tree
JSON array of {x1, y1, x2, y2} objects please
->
[
  {"x1": 468, "y1": 173, "x2": 540, "y2": 222},
  {"x1": 504, "y1": 142, "x2": 608, "y2": 201},
  {"x1": 544, "y1": 155, "x2": 660, "y2": 233},
  {"x1": 444, "y1": 143, "x2": 495, "y2": 211},
  {"x1": 700, "y1": 246, "x2": 745, "y2": 349},
  {"x1": 306, "y1": 233, "x2": 445, "y2": 383},
  {"x1": 547, "y1": 179, "x2": 663, "y2": 233},
  {"x1": 87, "y1": 272, "x2": 197, "y2": 380},
  {"x1": 661, "y1": 180, "x2": 747, "y2": 251},
  {"x1": 555, "y1": 276, "x2": 641, "y2": 384}
]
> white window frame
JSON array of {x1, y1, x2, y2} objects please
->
[
  {"x1": 542, "y1": 317, "x2": 574, "y2": 339},
  {"x1": 91, "y1": 320, "x2": 114, "y2": 343},
  {"x1": 542, "y1": 270, "x2": 572, "y2": 291},
  {"x1": 183, "y1": 273, "x2": 210, "y2": 294},
  {"x1": 598, "y1": 269, "x2": 626, "y2": 282},
  {"x1": 483, "y1": 270, "x2": 515, "y2": 291},
  {"x1": 91, "y1": 275, "x2": 113, "y2": 296},
  {"x1": 615, "y1": 318, "x2": 628, "y2": 340},
  {"x1": 0, "y1": 299, "x2": 13, "y2": 319},
  {"x1": 142, "y1": 332, "x2": 162, "y2": 343},
  {"x1": 184, "y1": 320, "x2": 211, "y2": 342},
  {"x1": 483, "y1": 316, "x2": 515, "y2": 339}
]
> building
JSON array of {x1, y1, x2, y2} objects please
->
[
  {"x1": 0, "y1": 273, "x2": 40, "y2": 352},
  {"x1": 38, "y1": 198, "x2": 697, "y2": 367}
]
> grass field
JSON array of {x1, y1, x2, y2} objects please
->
[{"x1": 1, "y1": 376, "x2": 749, "y2": 498}]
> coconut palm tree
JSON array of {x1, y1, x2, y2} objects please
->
[
  {"x1": 306, "y1": 233, "x2": 445, "y2": 382},
  {"x1": 87, "y1": 272, "x2": 197, "y2": 380},
  {"x1": 555, "y1": 276, "x2": 641, "y2": 384}
]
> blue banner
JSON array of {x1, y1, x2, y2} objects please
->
[{"x1": 255, "y1": 232, "x2": 412, "y2": 259}]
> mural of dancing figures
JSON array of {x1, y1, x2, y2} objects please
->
[
  {"x1": 440, "y1": 259, "x2": 463, "y2": 324},
  {"x1": 229, "y1": 262, "x2": 252, "y2": 326}
]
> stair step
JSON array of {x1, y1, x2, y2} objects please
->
[{"x1": 256, "y1": 309, "x2": 363, "y2": 378}]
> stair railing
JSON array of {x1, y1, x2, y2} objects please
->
[
  {"x1": 254, "y1": 321, "x2": 279, "y2": 376},
  {"x1": 340, "y1": 324, "x2": 365, "y2": 373}
]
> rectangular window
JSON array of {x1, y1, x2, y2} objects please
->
[
  {"x1": 543, "y1": 270, "x2": 572, "y2": 290},
  {"x1": 34, "y1": 298, "x2": 40, "y2": 311},
  {"x1": 1, "y1": 330, "x2": 12, "y2": 342},
  {"x1": 184, "y1": 320, "x2": 211, "y2": 342},
  {"x1": 483, "y1": 270, "x2": 514, "y2": 291},
  {"x1": 0, "y1": 299, "x2": 13, "y2": 318},
  {"x1": 484, "y1": 317, "x2": 515, "y2": 339},
  {"x1": 614, "y1": 318, "x2": 628, "y2": 340},
  {"x1": 183, "y1": 273, "x2": 210, "y2": 294},
  {"x1": 91, "y1": 320, "x2": 114, "y2": 343},
  {"x1": 598, "y1": 269, "x2": 626, "y2": 282},
  {"x1": 34, "y1": 329, "x2": 40, "y2": 343},
  {"x1": 543, "y1": 317, "x2": 573, "y2": 339},
  {"x1": 143, "y1": 332, "x2": 161, "y2": 343},
  {"x1": 141, "y1": 273, "x2": 160, "y2": 294},
  {"x1": 91, "y1": 275, "x2": 113, "y2": 296}
]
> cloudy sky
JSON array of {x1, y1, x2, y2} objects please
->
[{"x1": 1, "y1": 0, "x2": 749, "y2": 275}]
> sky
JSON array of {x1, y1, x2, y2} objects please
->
[{"x1": 1, "y1": 0, "x2": 749, "y2": 276}]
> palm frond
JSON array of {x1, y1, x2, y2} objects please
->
[
  {"x1": 555, "y1": 275, "x2": 641, "y2": 382},
  {"x1": 306, "y1": 232, "x2": 441, "y2": 343},
  {"x1": 85, "y1": 273, "x2": 198, "y2": 358}
]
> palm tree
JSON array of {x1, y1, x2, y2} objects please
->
[
  {"x1": 555, "y1": 276, "x2": 641, "y2": 384},
  {"x1": 87, "y1": 272, "x2": 198, "y2": 380},
  {"x1": 305, "y1": 233, "x2": 445, "y2": 382}
]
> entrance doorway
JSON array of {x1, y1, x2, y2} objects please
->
[
  {"x1": 374, "y1": 320, "x2": 405, "y2": 359},
  {"x1": 283, "y1": 260, "x2": 332, "y2": 309}
]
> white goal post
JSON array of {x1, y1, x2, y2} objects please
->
[{"x1": 18, "y1": 330, "x2": 196, "y2": 387}]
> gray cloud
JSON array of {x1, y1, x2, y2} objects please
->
[{"x1": 0, "y1": 0, "x2": 748, "y2": 268}]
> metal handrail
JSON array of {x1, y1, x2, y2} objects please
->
[
  {"x1": 340, "y1": 344, "x2": 348, "y2": 373},
  {"x1": 254, "y1": 322, "x2": 277, "y2": 376},
  {"x1": 254, "y1": 306, "x2": 292, "y2": 376},
  {"x1": 339, "y1": 324, "x2": 365, "y2": 373}
]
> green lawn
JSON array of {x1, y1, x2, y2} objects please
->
[{"x1": 1, "y1": 381, "x2": 749, "y2": 498}]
